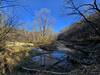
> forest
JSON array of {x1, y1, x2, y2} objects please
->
[{"x1": 0, "y1": 0, "x2": 100, "y2": 75}]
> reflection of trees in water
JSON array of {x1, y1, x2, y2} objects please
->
[{"x1": 20, "y1": 50, "x2": 78, "y2": 74}]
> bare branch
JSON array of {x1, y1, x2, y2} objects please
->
[
  {"x1": 94, "y1": 0, "x2": 100, "y2": 12},
  {"x1": 21, "y1": 66, "x2": 71, "y2": 75},
  {"x1": 1, "y1": 0, "x2": 16, "y2": 3},
  {"x1": 0, "y1": 5, "x2": 19, "y2": 8}
]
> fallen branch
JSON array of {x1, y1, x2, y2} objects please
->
[{"x1": 21, "y1": 66, "x2": 70, "y2": 75}]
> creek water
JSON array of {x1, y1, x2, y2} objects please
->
[
  {"x1": 28, "y1": 48, "x2": 74, "y2": 72},
  {"x1": 32, "y1": 50, "x2": 67, "y2": 62}
]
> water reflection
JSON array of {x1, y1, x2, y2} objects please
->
[
  {"x1": 29, "y1": 49, "x2": 74, "y2": 72},
  {"x1": 31, "y1": 50, "x2": 68, "y2": 67}
]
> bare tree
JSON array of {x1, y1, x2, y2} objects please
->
[
  {"x1": 63, "y1": 0, "x2": 100, "y2": 36},
  {"x1": 0, "y1": 13, "x2": 15, "y2": 48},
  {"x1": 32, "y1": 8, "x2": 56, "y2": 45},
  {"x1": 58, "y1": 0, "x2": 100, "y2": 66},
  {"x1": 33, "y1": 8, "x2": 55, "y2": 37},
  {"x1": 0, "y1": 0, "x2": 17, "y2": 50}
]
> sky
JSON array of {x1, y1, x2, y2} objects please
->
[{"x1": 2, "y1": 0, "x2": 99, "y2": 32}]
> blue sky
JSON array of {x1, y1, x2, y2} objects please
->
[{"x1": 2, "y1": 0, "x2": 99, "y2": 32}]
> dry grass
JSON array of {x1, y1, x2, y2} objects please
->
[{"x1": 0, "y1": 41, "x2": 33, "y2": 75}]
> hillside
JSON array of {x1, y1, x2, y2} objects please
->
[
  {"x1": 53, "y1": 12, "x2": 100, "y2": 73},
  {"x1": 58, "y1": 13, "x2": 100, "y2": 42},
  {"x1": 38, "y1": 12, "x2": 100, "y2": 74}
]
